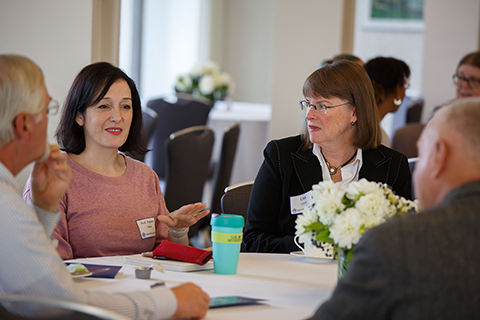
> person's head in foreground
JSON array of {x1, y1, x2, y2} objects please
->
[
  {"x1": 414, "y1": 96, "x2": 480, "y2": 209},
  {"x1": 0, "y1": 54, "x2": 52, "y2": 168},
  {"x1": 453, "y1": 51, "x2": 480, "y2": 99}
]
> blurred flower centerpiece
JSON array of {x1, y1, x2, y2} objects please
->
[
  {"x1": 295, "y1": 178, "x2": 418, "y2": 278},
  {"x1": 175, "y1": 61, "x2": 234, "y2": 106}
]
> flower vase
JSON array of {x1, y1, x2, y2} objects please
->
[{"x1": 337, "y1": 247, "x2": 353, "y2": 279}]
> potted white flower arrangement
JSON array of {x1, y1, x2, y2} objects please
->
[
  {"x1": 175, "y1": 61, "x2": 234, "y2": 106},
  {"x1": 295, "y1": 178, "x2": 418, "y2": 278}
]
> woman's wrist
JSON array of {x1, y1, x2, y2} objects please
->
[{"x1": 168, "y1": 226, "x2": 189, "y2": 238}]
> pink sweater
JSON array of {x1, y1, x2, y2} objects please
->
[{"x1": 24, "y1": 154, "x2": 169, "y2": 259}]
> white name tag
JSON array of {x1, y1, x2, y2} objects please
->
[
  {"x1": 290, "y1": 190, "x2": 312, "y2": 215},
  {"x1": 136, "y1": 217, "x2": 156, "y2": 239}
]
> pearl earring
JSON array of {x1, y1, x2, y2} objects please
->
[{"x1": 393, "y1": 98, "x2": 402, "y2": 106}]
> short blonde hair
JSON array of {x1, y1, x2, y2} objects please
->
[{"x1": 0, "y1": 55, "x2": 45, "y2": 147}]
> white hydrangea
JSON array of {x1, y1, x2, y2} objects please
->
[
  {"x1": 191, "y1": 61, "x2": 219, "y2": 77},
  {"x1": 175, "y1": 74, "x2": 192, "y2": 92},
  {"x1": 198, "y1": 75, "x2": 215, "y2": 95},
  {"x1": 345, "y1": 178, "x2": 379, "y2": 201},
  {"x1": 329, "y1": 208, "x2": 363, "y2": 249},
  {"x1": 311, "y1": 181, "x2": 345, "y2": 226},
  {"x1": 294, "y1": 207, "x2": 318, "y2": 244}
]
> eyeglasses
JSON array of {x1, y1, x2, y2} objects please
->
[
  {"x1": 46, "y1": 98, "x2": 60, "y2": 116},
  {"x1": 452, "y1": 74, "x2": 480, "y2": 89},
  {"x1": 299, "y1": 100, "x2": 350, "y2": 115}
]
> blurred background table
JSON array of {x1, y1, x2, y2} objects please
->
[
  {"x1": 69, "y1": 253, "x2": 338, "y2": 320},
  {"x1": 208, "y1": 101, "x2": 271, "y2": 185}
]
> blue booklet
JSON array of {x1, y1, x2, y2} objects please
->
[
  {"x1": 209, "y1": 296, "x2": 267, "y2": 309},
  {"x1": 66, "y1": 263, "x2": 122, "y2": 278}
]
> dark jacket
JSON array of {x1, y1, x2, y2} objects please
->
[
  {"x1": 243, "y1": 135, "x2": 412, "y2": 253},
  {"x1": 311, "y1": 181, "x2": 480, "y2": 320}
]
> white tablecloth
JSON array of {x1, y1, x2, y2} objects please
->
[{"x1": 69, "y1": 253, "x2": 338, "y2": 320}]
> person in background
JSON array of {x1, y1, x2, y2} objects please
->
[
  {"x1": 310, "y1": 97, "x2": 480, "y2": 320},
  {"x1": 0, "y1": 54, "x2": 209, "y2": 319},
  {"x1": 453, "y1": 51, "x2": 480, "y2": 99},
  {"x1": 319, "y1": 53, "x2": 365, "y2": 68},
  {"x1": 23, "y1": 62, "x2": 209, "y2": 260},
  {"x1": 364, "y1": 57, "x2": 410, "y2": 147},
  {"x1": 244, "y1": 60, "x2": 411, "y2": 253},
  {"x1": 430, "y1": 51, "x2": 480, "y2": 119}
]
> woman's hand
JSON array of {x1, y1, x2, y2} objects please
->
[{"x1": 157, "y1": 202, "x2": 210, "y2": 230}]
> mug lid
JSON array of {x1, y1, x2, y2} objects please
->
[{"x1": 210, "y1": 214, "x2": 245, "y2": 228}]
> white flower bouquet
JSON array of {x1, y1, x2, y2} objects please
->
[
  {"x1": 295, "y1": 179, "x2": 417, "y2": 250},
  {"x1": 295, "y1": 179, "x2": 417, "y2": 277},
  {"x1": 175, "y1": 61, "x2": 234, "y2": 106}
]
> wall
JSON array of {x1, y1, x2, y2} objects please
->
[
  {"x1": 421, "y1": 0, "x2": 480, "y2": 120},
  {"x1": 0, "y1": 0, "x2": 94, "y2": 185},
  {"x1": 270, "y1": 0, "x2": 344, "y2": 139}
]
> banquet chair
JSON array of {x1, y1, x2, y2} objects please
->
[
  {"x1": 144, "y1": 95, "x2": 211, "y2": 179},
  {"x1": 126, "y1": 107, "x2": 158, "y2": 162},
  {"x1": 408, "y1": 157, "x2": 418, "y2": 199},
  {"x1": 210, "y1": 123, "x2": 241, "y2": 214},
  {"x1": 221, "y1": 180, "x2": 254, "y2": 252},
  {"x1": 0, "y1": 294, "x2": 130, "y2": 320},
  {"x1": 163, "y1": 126, "x2": 215, "y2": 239},
  {"x1": 391, "y1": 123, "x2": 425, "y2": 158}
]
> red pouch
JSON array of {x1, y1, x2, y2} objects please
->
[{"x1": 152, "y1": 240, "x2": 212, "y2": 265}]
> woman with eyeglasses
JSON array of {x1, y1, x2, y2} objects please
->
[
  {"x1": 243, "y1": 60, "x2": 412, "y2": 253},
  {"x1": 453, "y1": 51, "x2": 480, "y2": 99},
  {"x1": 364, "y1": 57, "x2": 411, "y2": 147},
  {"x1": 431, "y1": 51, "x2": 480, "y2": 119},
  {"x1": 23, "y1": 62, "x2": 209, "y2": 259}
]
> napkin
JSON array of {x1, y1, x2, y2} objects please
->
[{"x1": 152, "y1": 240, "x2": 212, "y2": 265}]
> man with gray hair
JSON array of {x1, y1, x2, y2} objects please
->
[
  {"x1": 0, "y1": 55, "x2": 209, "y2": 319},
  {"x1": 310, "y1": 97, "x2": 480, "y2": 319}
]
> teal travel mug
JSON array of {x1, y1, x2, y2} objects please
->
[{"x1": 210, "y1": 214, "x2": 245, "y2": 274}]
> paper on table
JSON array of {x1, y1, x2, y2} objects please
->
[{"x1": 123, "y1": 254, "x2": 213, "y2": 272}]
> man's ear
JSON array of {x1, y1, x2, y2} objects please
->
[
  {"x1": 430, "y1": 139, "x2": 448, "y2": 179},
  {"x1": 12, "y1": 112, "x2": 32, "y2": 140},
  {"x1": 75, "y1": 111, "x2": 84, "y2": 126}
]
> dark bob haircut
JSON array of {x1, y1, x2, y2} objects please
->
[
  {"x1": 56, "y1": 62, "x2": 147, "y2": 156},
  {"x1": 301, "y1": 60, "x2": 381, "y2": 150},
  {"x1": 364, "y1": 57, "x2": 410, "y2": 105}
]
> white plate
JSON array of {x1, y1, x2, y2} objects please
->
[
  {"x1": 290, "y1": 251, "x2": 334, "y2": 264},
  {"x1": 71, "y1": 272, "x2": 92, "y2": 280}
]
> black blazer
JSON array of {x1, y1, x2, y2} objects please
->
[{"x1": 243, "y1": 135, "x2": 412, "y2": 253}]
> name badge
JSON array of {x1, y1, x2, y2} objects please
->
[
  {"x1": 290, "y1": 190, "x2": 312, "y2": 215},
  {"x1": 136, "y1": 217, "x2": 156, "y2": 239}
]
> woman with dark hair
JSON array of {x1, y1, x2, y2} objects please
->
[
  {"x1": 24, "y1": 62, "x2": 208, "y2": 259},
  {"x1": 364, "y1": 57, "x2": 410, "y2": 146},
  {"x1": 243, "y1": 60, "x2": 412, "y2": 253}
]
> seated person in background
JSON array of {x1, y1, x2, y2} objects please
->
[
  {"x1": 364, "y1": 57, "x2": 411, "y2": 147},
  {"x1": 431, "y1": 51, "x2": 480, "y2": 118},
  {"x1": 0, "y1": 54, "x2": 209, "y2": 319},
  {"x1": 244, "y1": 60, "x2": 412, "y2": 253},
  {"x1": 319, "y1": 53, "x2": 365, "y2": 68},
  {"x1": 310, "y1": 97, "x2": 480, "y2": 320},
  {"x1": 24, "y1": 62, "x2": 209, "y2": 260}
]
